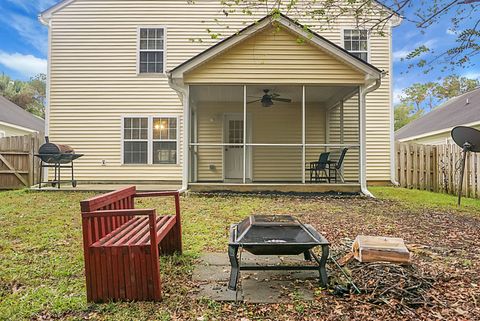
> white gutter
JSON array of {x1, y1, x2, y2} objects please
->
[
  {"x1": 168, "y1": 76, "x2": 190, "y2": 192},
  {"x1": 360, "y1": 78, "x2": 382, "y2": 198}
]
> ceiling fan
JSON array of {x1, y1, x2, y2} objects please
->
[{"x1": 248, "y1": 89, "x2": 292, "y2": 107}]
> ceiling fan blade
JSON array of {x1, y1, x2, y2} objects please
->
[
  {"x1": 247, "y1": 99, "x2": 262, "y2": 104},
  {"x1": 271, "y1": 97, "x2": 292, "y2": 103}
]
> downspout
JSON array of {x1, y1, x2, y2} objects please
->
[
  {"x1": 360, "y1": 78, "x2": 381, "y2": 197},
  {"x1": 168, "y1": 75, "x2": 189, "y2": 193}
]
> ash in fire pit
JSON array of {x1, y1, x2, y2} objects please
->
[{"x1": 228, "y1": 215, "x2": 330, "y2": 290}]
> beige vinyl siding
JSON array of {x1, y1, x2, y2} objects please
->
[
  {"x1": 47, "y1": 0, "x2": 393, "y2": 182},
  {"x1": 185, "y1": 26, "x2": 365, "y2": 84}
]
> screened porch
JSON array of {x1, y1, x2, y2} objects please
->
[{"x1": 187, "y1": 85, "x2": 360, "y2": 185}]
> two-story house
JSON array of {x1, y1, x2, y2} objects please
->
[{"x1": 39, "y1": 0, "x2": 402, "y2": 194}]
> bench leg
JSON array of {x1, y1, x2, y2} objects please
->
[{"x1": 171, "y1": 220, "x2": 183, "y2": 254}]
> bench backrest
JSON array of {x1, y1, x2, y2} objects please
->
[{"x1": 80, "y1": 186, "x2": 136, "y2": 244}]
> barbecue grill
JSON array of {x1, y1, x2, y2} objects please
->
[
  {"x1": 34, "y1": 137, "x2": 84, "y2": 189},
  {"x1": 228, "y1": 215, "x2": 330, "y2": 290}
]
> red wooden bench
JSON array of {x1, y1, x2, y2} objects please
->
[{"x1": 80, "y1": 186, "x2": 182, "y2": 302}]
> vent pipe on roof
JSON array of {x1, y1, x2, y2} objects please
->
[{"x1": 466, "y1": 98, "x2": 470, "y2": 105}]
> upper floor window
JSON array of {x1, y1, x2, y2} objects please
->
[
  {"x1": 343, "y1": 29, "x2": 368, "y2": 62},
  {"x1": 139, "y1": 28, "x2": 165, "y2": 74}
]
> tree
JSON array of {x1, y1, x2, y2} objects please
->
[
  {"x1": 394, "y1": 103, "x2": 423, "y2": 131},
  {"x1": 400, "y1": 82, "x2": 438, "y2": 113},
  {"x1": 206, "y1": 0, "x2": 480, "y2": 73},
  {"x1": 395, "y1": 75, "x2": 479, "y2": 130},
  {"x1": 0, "y1": 73, "x2": 46, "y2": 118},
  {"x1": 434, "y1": 75, "x2": 479, "y2": 101}
]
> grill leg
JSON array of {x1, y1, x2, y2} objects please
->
[
  {"x1": 228, "y1": 245, "x2": 239, "y2": 291},
  {"x1": 57, "y1": 163, "x2": 61, "y2": 189}
]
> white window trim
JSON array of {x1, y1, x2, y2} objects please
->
[
  {"x1": 136, "y1": 26, "x2": 167, "y2": 76},
  {"x1": 121, "y1": 115, "x2": 179, "y2": 166},
  {"x1": 341, "y1": 27, "x2": 370, "y2": 63},
  {"x1": 0, "y1": 130, "x2": 6, "y2": 138}
]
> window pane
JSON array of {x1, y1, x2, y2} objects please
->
[
  {"x1": 124, "y1": 141, "x2": 148, "y2": 164},
  {"x1": 148, "y1": 39, "x2": 156, "y2": 50},
  {"x1": 360, "y1": 30, "x2": 368, "y2": 40},
  {"x1": 351, "y1": 41, "x2": 359, "y2": 51},
  {"x1": 140, "y1": 63, "x2": 147, "y2": 73},
  {"x1": 140, "y1": 29, "x2": 147, "y2": 38},
  {"x1": 153, "y1": 142, "x2": 177, "y2": 164},
  {"x1": 148, "y1": 29, "x2": 156, "y2": 38},
  {"x1": 153, "y1": 118, "x2": 161, "y2": 139},
  {"x1": 156, "y1": 40, "x2": 163, "y2": 50},
  {"x1": 344, "y1": 41, "x2": 351, "y2": 50},
  {"x1": 157, "y1": 28, "x2": 164, "y2": 38},
  {"x1": 140, "y1": 40, "x2": 147, "y2": 50},
  {"x1": 360, "y1": 40, "x2": 368, "y2": 51}
]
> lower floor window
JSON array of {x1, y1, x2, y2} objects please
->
[{"x1": 123, "y1": 116, "x2": 178, "y2": 165}]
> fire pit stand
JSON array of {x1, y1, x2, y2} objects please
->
[{"x1": 228, "y1": 215, "x2": 330, "y2": 291}]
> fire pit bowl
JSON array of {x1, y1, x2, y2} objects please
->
[{"x1": 228, "y1": 215, "x2": 330, "y2": 290}]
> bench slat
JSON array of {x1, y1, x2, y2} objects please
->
[{"x1": 92, "y1": 215, "x2": 175, "y2": 247}]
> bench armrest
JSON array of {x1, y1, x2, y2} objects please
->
[
  {"x1": 82, "y1": 208, "x2": 155, "y2": 218},
  {"x1": 134, "y1": 191, "x2": 179, "y2": 198}
]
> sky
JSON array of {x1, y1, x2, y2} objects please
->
[{"x1": 0, "y1": 0, "x2": 479, "y2": 106}]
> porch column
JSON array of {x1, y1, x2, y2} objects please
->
[
  {"x1": 302, "y1": 85, "x2": 306, "y2": 184},
  {"x1": 243, "y1": 85, "x2": 247, "y2": 184},
  {"x1": 182, "y1": 86, "x2": 190, "y2": 189}
]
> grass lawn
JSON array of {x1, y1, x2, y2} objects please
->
[{"x1": 0, "y1": 188, "x2": 479, "y2": 320}]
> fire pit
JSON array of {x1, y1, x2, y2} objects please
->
[{"x1": 228, "y1": 215, "x2": 330, "y2": 290}]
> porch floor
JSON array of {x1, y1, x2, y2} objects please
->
[
  {"x1": 30, "y1": 183, "x2": 182, "y2": 192},
  {"x1": 189, "y1": 182, "x2": 361, "y2": 194}
]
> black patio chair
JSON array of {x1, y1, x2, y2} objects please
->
[
  {"x1": 306, "y1": 152, "x2": 330, "y2": 183},
  {"x1": 328, "y1": 148, "x2": 348, "y2": 183}
]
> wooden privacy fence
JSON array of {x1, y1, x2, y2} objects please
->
[
  {"x1": 396, "y1": 142, "x2": 480, "y2": 198},
  {"x1": 0, "y1": 134, "x2": 43, "y2": 190}
]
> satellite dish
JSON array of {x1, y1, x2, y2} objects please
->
[{"x1": 451, "y1": 126, "x2": 480, "y2": 205}]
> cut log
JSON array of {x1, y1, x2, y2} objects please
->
[
  {"x1": 337, "y1": 252, "x2": 355, "y2": 266},
  {"x1": 352, "y1": 235, "x2": 411, "y2": 264}
]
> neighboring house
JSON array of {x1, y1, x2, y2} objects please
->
[
  {"x1": 0, "y1": 96, "x2": 44, "y2": 138},
  {"x1": 39, "y1": 1, "x2": 402, "y2": 193},
  {"x1": 396, "y1": 87, "x2": 480, "y2": 145}
]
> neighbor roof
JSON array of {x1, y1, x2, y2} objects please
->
[
  {"x1": 0, "y1": 96, "x2": 45, "y2": 133},
  {"x1": 395, "y1": 87, "x2": 480, "y2": 141},
  {"x1": 169, "y1": 13, "x2": 383, "y2": 81}
]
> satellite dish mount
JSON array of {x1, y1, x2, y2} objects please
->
[{"x1": 451, "y1": 126, "x2": 480, "y2": 206}]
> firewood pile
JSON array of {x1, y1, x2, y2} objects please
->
[{"x1": 330, "y1": 238, "x2": 438, "y2": 313}]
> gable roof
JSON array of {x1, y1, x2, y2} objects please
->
[
  {"x1": 0, "y1": 96, "x2": 45, "y2": 133},
  {"x1": 39, "y1": 0, "x2": 401, "y2": 24},
  {"x1": 169, "y1": 13, "x2": 383, "y2": 81},
  {"x1": 395, "y1": 87, "x2": 480, "y2": 141}
]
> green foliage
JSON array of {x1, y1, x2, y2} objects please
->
[
  {"x1": 369, "y1": 186, "x2": 480, "y2": 214},
  {"x1": 0, "y1": 73, "x2": 46, "y2": 118},
  {"x1": 394, "y1": 103, "x2": 423, "y2": 131},
  {"x1": 395, "y1": 75, "x2": 480, "y2": 130}
]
